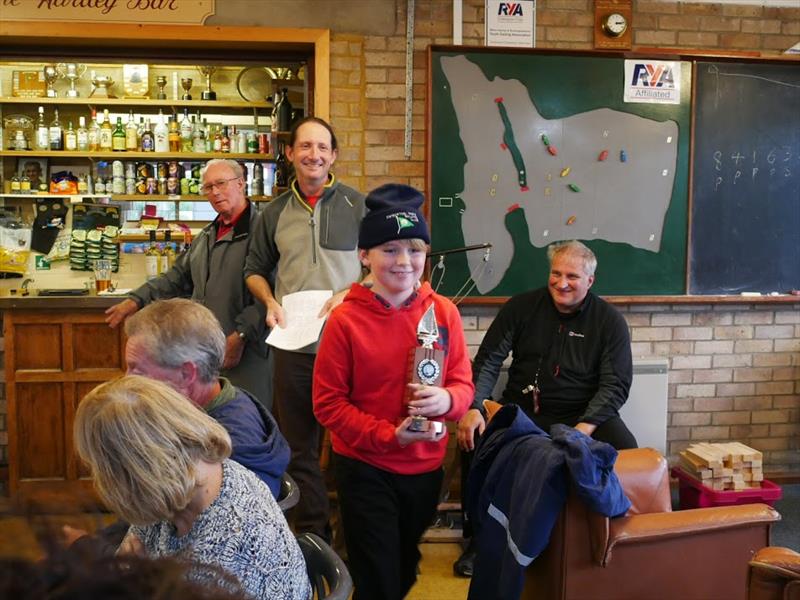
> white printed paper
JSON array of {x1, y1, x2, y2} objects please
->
[
  {"x1": 624, "y1": 60, "x2": 682, "y2": 105},
  {"x1": 266, "y1": 290, "x2": 333, "y2": 351}
]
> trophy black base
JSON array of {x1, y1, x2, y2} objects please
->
[
  {"x1": 201, "y1": 90, "x2": 216, "y2": 101},
  {"x1": 181, "y1": 94, "x2": 191, "y2": 100}
]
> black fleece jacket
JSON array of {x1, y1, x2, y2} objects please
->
[{"x1": 471, "y1": 288, "x2": 632, "y2": 425}]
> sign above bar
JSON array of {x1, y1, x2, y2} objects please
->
[{"x1": 0, "y1": 0, "x2": 215, "y2": 25}]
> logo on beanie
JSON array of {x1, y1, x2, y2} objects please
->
[{"x1": 390, "y1": 211, "x2": 419, "y2": 234}]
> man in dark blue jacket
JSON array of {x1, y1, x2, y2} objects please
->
[
  {"x1": 123, "y1": 298, "x2": 289, "y2": 496},
  {"x1": 454, "y1": 240, "x2": 636, "y2": 576}
]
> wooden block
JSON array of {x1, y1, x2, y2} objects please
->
[
  {"x1": 679, "y1": 456, "x2": 712, "y2": 479},
  {"x1": 686, "y1": 445, "x2": 723, "y2": 469}
]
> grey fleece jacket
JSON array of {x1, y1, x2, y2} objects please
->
[{"x1": 244, "y1": 176, "x2": 365, "y2": 352}]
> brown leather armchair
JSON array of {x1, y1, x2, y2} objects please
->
[
  {"x1": 748, "y1": 546, "x2": 800, "y2": 600},
  {"x1": 523, "y1": 447, "x2": 781, "y2": 600}
]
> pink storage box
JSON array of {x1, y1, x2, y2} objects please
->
[{"x1": 671, "y1": 467, "x2": 782, "y2": 509}]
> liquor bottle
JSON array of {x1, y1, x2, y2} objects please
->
[
  {"x1": 64, "y1": 120, "x2": 78, "y2": 151},
  {"x1": 112, "y1": 117, "x2": 126, "y2": 151},
  {"x1": 237, "y1": 127, "x2": 247, "y2": 155},
  {"x1": 246, "y1": 131, "x2": 258, "y2": 153},
  {"x1": 76, "y1": 116, "x2": 89, "y2": 151},
  {"x1": 88, "y1": 109, "x2": 101, "y2": 151},
  {"x1": 19, "y1": 174, "x2": 31, "y2": 193},
  {"x1": 99, "y1": 109, "x2": 113, "y2": 150},
  {"x1": 270, "y1": 91, "x2": 280, "y2": 133},
  {"x1": 160, "y1": 230, "x2": 176, "y2": 273},
  {"x1": 192, "y1": 116, "x2": 205, "y2": 153},
  {"x1": 221, "y1": 126, "x2": 230, "y2": 153},
  {"x1": 10, "y1": 174, "x2": 20, "y2": 194},
  {"x1": 141, "y1": 118, "x2": 154, "y2": 152},
  {"x1": 49, "y1": 108, "x2": 63, "y2": 150},
  {"x1": 229, "y1": 125, "x2": 238, "y2": 153},
  {"x1": 145, "y1": 229, "x2": 160, "y2": 280},
  {"x1": 36, "y1": 106, "x2": 49, "y2": 150},
  {"x1": 154, "y1": 110, "x2": 169, "y2": 153},
  {"x1": 168, "y1": 116, "x2": 181, "y2": 152},
  {"x1": 213, "y1": 125, "x2": 222, "y2": 152},
  {"x1": 125, "y1": 110, "x2": 138, "y2": 151},
  {"x1": 180, "y1": 109, "x2": 193, "y2": 152},
  {"x1": 203, "y1": 119, "x2": 213, "y2": 152},
  {"x1": 275, "y1": 141, "x2": 289, "y2": 187},
  {"x1": 277, "y1": 87, "x2": 293, "y2": 132},
  {"x1": 77, "y1": 173, "x2": 88, "y2": 194}
]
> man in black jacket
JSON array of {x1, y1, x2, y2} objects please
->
[{"x1": 453, "y1": 239, "x2": 637, "y2": 576}]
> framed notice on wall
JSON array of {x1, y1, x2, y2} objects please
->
[{"x1": 485, "y1": 0, "x2": 536, "y2": 48}]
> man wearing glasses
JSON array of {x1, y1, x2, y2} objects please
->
[{"x1": 105, "y1": 159, "x2": 272, "y2": 411}]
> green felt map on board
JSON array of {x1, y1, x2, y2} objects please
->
[{"x1": 429, "y1": 50, "x2": 691, "y2": 297}]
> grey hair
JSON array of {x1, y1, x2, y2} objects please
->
[
  {"x1": 202, "y1": 159, "x2": 244, "y2": 180},
  {"x1": 547, "y1": 240, "x2": 597, "y2": 277},
  {"x1": 124, "y1": 299, "x2": 225, "y2": 383}
]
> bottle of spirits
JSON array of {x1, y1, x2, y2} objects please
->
[
  {"x1": 112, "y1": 117, "x2": 126, "y2": 151},
  {"x1": 49, "y1": 108, "x2": 63, "y2": 151},
  {"x1": 76, "y1": 116, "x2": 89, "y2": 151},
  {"x1": 221, "y1": 126, "x2": 230, "y2": 153},
  {"x1": 168, "y1": 116, "x2": 181, "y2": 152},
  {"x1": 275, "y1": 141, "x2": 289, "y2": 187},
  {"x1": 181, "y1": 231, "x2": 192, "y2": 255},
  {"x1": 145, "y1": 229, "x2": 160, "y2": 280},
  {"x1": 19, "y1": 174, "x2": 31, "y2": 193},
  {"x1": 10, "y1": 174, "x2": 21, "y2": 194},
  {"x1": 64, "y1": 120, "x2": 78, "y2": 151},
  {"x1": 99, "y1": 109, "x2": 113, "y2": 151},
  {"x1": 277, "y1": 87, "x2": 293, "y2": 132},
  {"x1": 270, "y1": 91, "x2": 280, "y2": 133},
  {"x1": 160, "y1": 229, "x2": 176, "y2": 273},
  {"x1": 192, "y1": 116, "x2": 205, "y2": 153},
  {"x1": 125, "y1": 110, "x2": 138, "y2": 151},
  {"x1": 203, "y1": 119, "x2": 213, "y2": 152},
  {"x1": 88, "y1": 109, "x2": 101, "y2": 151},
  {"x1": 154, "y1": 110, "x2": 169, "y2": 153},
  {"x1": 213, "y1": 125, "x2": 222, "y2": 152},
  {"x1": 36, "y1": 106, "x2": 49, "y2": 151},
  {"x1": 180, "y1": 108, "x2": 193, "y2": 152},
  {"x1": 229, "y1": 125, "x2": 238, "y2": 153},
  {"x1": 141, "y1": 118, "x2": 155, "y2": 152},
  {"x1": 237, "y1": 126, "x2": 247, "y2": 155}
]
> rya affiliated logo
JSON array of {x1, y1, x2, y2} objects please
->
[
  {"x1": 498, "y1": 2, "x2": 524, "y2": 16},
  {"x1": 630, "y1": 63, "x2": 676, "y2": 88}
]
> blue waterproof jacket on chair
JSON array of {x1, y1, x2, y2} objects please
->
[{"x1": 466, "y1": 404, "x2": 631, "y2": 600}]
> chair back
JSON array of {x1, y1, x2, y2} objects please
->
[
  {"x1": 278, "y1": 471, "x2": 300, "y2": 512},
  {"x1": 297, "y1": 532, "x2": 353, "y2": 600}
]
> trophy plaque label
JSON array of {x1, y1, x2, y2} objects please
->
[
  {"x1": 12, "y1": 71, "x2": 46, "y2": 97},
  {"x1": 123, "y1": 64, "x2": 149, "y2": 98}
]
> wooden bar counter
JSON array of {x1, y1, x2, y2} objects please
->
[{"x1": 2, "y1": 293, "x2": 125, "y2": 506}]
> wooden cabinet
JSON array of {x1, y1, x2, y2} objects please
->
[{"x1": 4, "y1": 301, "x2": 125, "y2": 505}]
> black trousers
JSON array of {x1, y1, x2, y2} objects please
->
[
  {"x1": 460, "y1": 411, "x2": 637, "y2": 539},
  {"x1": 273, "y1": 348, "x2": 329, "y2": 539},
  {"x1": 335, "y1": 453, "x2": 443, "y2": 600}
]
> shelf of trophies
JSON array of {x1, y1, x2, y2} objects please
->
[
  {"x1": 0, "y1": 97, "x2": 271, "y2": 110},
  {"x1": 0, "y1": 150, "x2": 276, "y2": 160}
]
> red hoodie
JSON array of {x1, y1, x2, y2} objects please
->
[{"x1": 313, "y1": 281, "x2": 474, "y2": 474}]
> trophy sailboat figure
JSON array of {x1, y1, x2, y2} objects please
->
[{"x1": 406, "y1": 303, "x2": 444, "y2": 433}]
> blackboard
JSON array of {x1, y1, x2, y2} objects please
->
[
  {"x1": 428, "y1": 48, "x2": 691, "y2": 298},
  {"x1": 690, "y1": 60, "x2": 800, "y2": 294}
]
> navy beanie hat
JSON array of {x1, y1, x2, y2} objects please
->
[{"x1": 358, "y1": 184, "x2": 430, "y2": 249}]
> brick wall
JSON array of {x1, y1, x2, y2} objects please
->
[
  {"x1": 1, "y1": 1, "x2": 798, "y2": 483},
  {"x1": 328, "y1": 0, "x2": 800, "y2": 475}
]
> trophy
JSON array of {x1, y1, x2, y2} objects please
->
[
  {"x1": 180, "y1": 77, "x2": 192, "y2": 100},
  {"x1": 43, "y1": 65, "x2": 59, "y2": 97},
  {"x1": 197, "y1": 65, "x2": 217, "y2": 100},
  {"x1": 405, "y1": 304, "x2": 445, "y2": 434},
  {"x1": 157, "y1": 76, "x2": 168, "y2": 99},
  {"x1": 90, "y1": 73, "x2": 115, "y2": 98},
  {"x1": 57, "y1": 63, "x2": 86, "y2": 97}
]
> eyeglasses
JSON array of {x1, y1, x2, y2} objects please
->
[{"x1": 200, "y1": 177, "x2": 240, "y2": 194}]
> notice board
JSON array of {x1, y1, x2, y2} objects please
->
[{"x1": 428, "y1": 48, "x2": 691, "y2": 298}]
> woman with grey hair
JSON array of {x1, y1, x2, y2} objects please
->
[{"x1": 74, "y1": 375, "x2": 311, "y2": 600}]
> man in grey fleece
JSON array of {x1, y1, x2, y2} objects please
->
[{"x1": 245, "y1": 116, "x2": 366, "y2": 541}]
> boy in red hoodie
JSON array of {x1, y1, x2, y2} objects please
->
[{"x1": 313, "y1": 183, "x2": 474, "y2": 600}]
